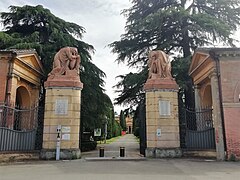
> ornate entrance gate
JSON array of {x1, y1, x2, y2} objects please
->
[{"x1": 180, "y1": 107, "x2": 216, "y2": 150}]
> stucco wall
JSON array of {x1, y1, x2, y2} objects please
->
[{"x1": 0, "y1": 55, "x2": 10, "y2": 103}]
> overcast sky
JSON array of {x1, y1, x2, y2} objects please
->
[{"x1": 0, "y1": 0, "x2": 133, "y2": 113}]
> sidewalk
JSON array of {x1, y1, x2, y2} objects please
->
[{"x1": 81, "y1": 134, "x2": 143, "y2": 159}]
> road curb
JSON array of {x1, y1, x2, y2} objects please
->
[{"x1": 84, "y1": 157, "x2": 146, "y2": 161}]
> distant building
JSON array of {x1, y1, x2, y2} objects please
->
[
  {"x1": 114, "y1": 114, "x2": 133, "y2": 134},
  {"x1": 125, "y1": 115, "x2": 133, "y2": 134}
]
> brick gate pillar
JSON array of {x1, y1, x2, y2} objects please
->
[
  {"x1": 40, "y1": 70, "x2": 83, "y2": 160},
  {"x1": 144, "y1": 78, "x2": 181, "y2": 158}
]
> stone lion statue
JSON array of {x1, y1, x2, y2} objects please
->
[
  {"x1": 147, "y1": 50, "x2": 172, "y2": 79},
  {"x1": 49, "y1": 47, "x2": 81, "y2": 76}
]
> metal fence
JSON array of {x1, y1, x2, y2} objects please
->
[
  {"x1": 185, "y1": 107, "x2": 213, "y2": 131},
  {"x1": 179, "y1": 106, "x2": 216, "y2": 150},
  {"x1": 0, "y1": 105, "x2": 44, "y2": 151}
]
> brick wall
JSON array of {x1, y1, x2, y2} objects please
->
[
  {"x1": 220, "y1": 59, "x2": 240, "y2": 102},
  {"x1": 224, "y1": 108, "x2": 240, "y2": 159},
  {"x1": 220, "y1": 58, "x2": 240, "y2": 159}
]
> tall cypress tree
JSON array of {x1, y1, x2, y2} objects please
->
[
  {"x1": 110, "y1": 0, "x2": 240, "y2": 107},
  {"x1": 119, "y1": 110, "x2": 127, "y2": 131}
]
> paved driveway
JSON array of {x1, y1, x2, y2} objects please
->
[{"x1": 81, "y1": 134, "x2": 141, "y2": 158}]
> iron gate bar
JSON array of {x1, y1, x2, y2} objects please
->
[
  {"x1": 185, "y1": 128, "x2": 216, "y2": 150},
  {"x1": 180, "y1": 106, "x2": 216, "y2": 150}
]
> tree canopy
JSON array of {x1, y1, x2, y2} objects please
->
[
  {"x1": 0, "y1": 5, "x2": 111, "y2": 132},
  {"x1": 0, "y1": 5, "x2": 93, "y2": 73},
  {"x1": 110, "y1": 0, "x2": 240, "y2": 107}
]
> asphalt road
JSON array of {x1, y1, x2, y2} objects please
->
[{"x1": 0, "y1": 158, "x2": 240, "y2": 180}]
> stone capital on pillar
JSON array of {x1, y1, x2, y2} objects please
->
[
  {"x1": 208, "y1": 68, "x2": 218, "y2": 79},
  {"x1": 44, "y1": 70, "x2": 83, "y2": 89},
  {"x1": 194, "y1": 84, "x2": 200, "y2": 90},
  {"x1": 144, "y1": 77, "x2": 179, "y2": 91}
]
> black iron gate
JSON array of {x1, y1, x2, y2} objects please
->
[
  {"x1": 179, "y1": 107, "x2": 216, "y2": 150},
  {"x1": 138, "y1": 101, "x2": 146, "y2": 156},
  {"x1": 134, "y1": 99, "x2": 146, "y2": 156},
  {"x1": 0, "y1": 105, "x2": 44, "y2": 151},
  {"x1": 139, "y1": 104, "x2": 146, "y2": 156}
]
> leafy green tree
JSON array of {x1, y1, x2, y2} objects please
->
[
  {"x1": 102, "y1": 93, "x2": 115, "y2": 139},
  {"x1": 114, "y1": 70, "x2": 148, "y2": 105},
  {"x1": 0, "y1": 5, "x2": 108, "y2": 134},
  {"x1": 110, "y1": 0, "x2": 240, "y2": 107},
  {"x1": 112, "y1": 120, "x2": 122, "y2": 137},
  {"x1": 0, "y1": 5, "x2": 93, "y2": 72},
  {"x1": 119, "y1": 110, "x2": 127, "y2": 131}
]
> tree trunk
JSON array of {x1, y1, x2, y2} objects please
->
[
  {"x1": 181, "y1": 19, "x2": 195, "y2": 108},
  {"x1": 182, "y1": 28, "x2": 191, "y2": 58}
]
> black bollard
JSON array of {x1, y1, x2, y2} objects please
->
[
  {"x1": 99, "y1": 147, "x2": 104, "y2": 157},
  {"x1": 120, "y1": 147, "x2": 125, "y2": 157}
]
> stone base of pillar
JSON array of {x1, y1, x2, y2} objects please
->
[
  {"x1": 40, "y1": 149, "x2": 81, "y2": 160},
  {"x1": 145, "y1": 148, "x2": 182, "y2": 158}
]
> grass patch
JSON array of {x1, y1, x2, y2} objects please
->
[
  {"x1": 97, "y1": 136, "x2": 122, "y2": 144},
  {"x1": 135, "y1": 136, "x2": 140, "y2": 143}
]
